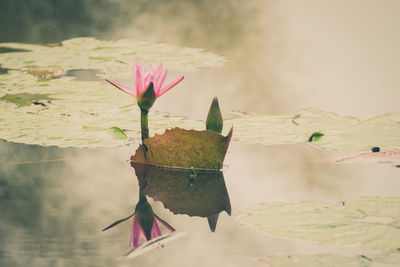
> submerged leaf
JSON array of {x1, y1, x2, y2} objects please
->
[
  {"x1": 237, "y1": 197, "x2": 400, "y2": 250},
  {"x1": 131, "y1": 127, "x2": 233, "y2": 169}
]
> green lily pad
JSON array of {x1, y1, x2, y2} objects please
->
[
  {"x1": 0, "y1": 93, "x2": 55, "y2": 107},
  {"x1": 132, "y1": 162, "x2": 231, "y2": 217},
  {"x1": 308, "y1": 131, "x2": 324, "y2": 142},
  {"x1": 251, "y1": 254, "x2": 371, "y2": 267},
  {"x1": 231, "y1": 109, "x2": 400, "y2": 151},
  {"x1": 131, "y1": 127, "x2": 233, "y2": 170},
  {"x1": 107, "y1": 127, "x2": 127, "y2": 140},
  {"x1": 237, "y1": 197, "x2": 400, "y2": 250}
]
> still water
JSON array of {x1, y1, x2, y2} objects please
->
[
  {"x1": 1, "y1": 0, "x2": 400, "y2": 266},
  {"x1": 1, "y1": 139, "x2": 399, "y2": 266}
]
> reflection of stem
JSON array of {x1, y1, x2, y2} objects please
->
[
  {"x1": 138, "y1": 188, "x2": 147, "y2": 203},
  {"x1": 140, "y1": 109, "x2": 149, "y2": 142}
]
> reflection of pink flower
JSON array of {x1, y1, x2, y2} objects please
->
[
  {"x1": 130, "y1": 213, "x2": 175, "y2": 248},
  {"x1": 106, "y1": 60, "x2": 184, "y2": 99}
]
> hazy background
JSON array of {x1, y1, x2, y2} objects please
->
[
  {"x1": 1, "y1": 1, "x2": 400, "y2": 266},
  {"x1": 1, "y1": 0, "x2": 399, "y2": 118}
]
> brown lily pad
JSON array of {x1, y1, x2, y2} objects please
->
[{"x1": 131, "y1": 127, "x2": 233, "y2": 170}]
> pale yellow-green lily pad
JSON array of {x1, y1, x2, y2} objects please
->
[
  {"x1": 231, "y1": 109, "x2": 400, "y2": 151},
  {"x1": 0, "y1": 37, "x2": 226, "y2": 77},
  {"x1": 251, "y1": 254, "x2": 371, "y2": 267},
  {"x1": 237, "y1": 197, "x2": 400, "y2": 250},
  {"x1": 0, "y1": 37, "x2": 223, "y2": 148},
  {"x1": 0, "y1": 71, "x2": 203, "y2": 148}
]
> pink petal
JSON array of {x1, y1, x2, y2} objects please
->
[
  {"x1": 105, "y1": 79, "x2": 136, "y2": 98},
  {"x1": 147, "y1": 64, "x2": 153, "y2": 74},
  {"x1": 135, "y1": 60, "x2": 144, "y2": 97},
  {"x1": 153, "y1": 62, "x2": 163, "y2": 82},
  {"x1": 158, "y1": 76, "x2": 184, "y2": 97},
  {"x1": 150, "y1": 218, "x2": 162, "y2": 239},
  {"x1": 143, "y1": 73, "x2": 154, "y2": 91},
  {"x1": 130, "y1": 215, "x2": 146, "y2": 248},
  {"x1": 154, "y1": 70, "x2": 168, "y2": 95}
]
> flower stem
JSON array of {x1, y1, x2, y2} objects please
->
[{"x1": 140, "y1": 108, "x2": 149, "y2": 142}]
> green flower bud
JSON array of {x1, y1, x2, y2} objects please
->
[
  {"x1": 137, "y1": 82, "x2": 156, "y2": 112},
  {"x1": 206, "y1": 97, "x2": 223, "y2": 134}
]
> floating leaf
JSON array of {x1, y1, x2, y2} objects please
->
[
  {"x1": 131, "y1": 162, "x2": 231, "y2": 217},
  {"x1": 334, "y1": 150, "x2": 400, "y2": 164},
  {"x1": 0, "y1": 37, "x2": 226, "y2": 78},
  {"x1": 107, "y1": 127, "x2": 127, "y2": 140},
  {"x1": 131, "y1": 127, "x2": 233, "y2": 169},
  {"x1": 231, "y1": 109, "x2": 400, "y2": 151},
  {"x1": 308, "y1": 131, "x2": 324, "y2": 142},
  {"x1": 0, "y1": 93, "x2": 55, "y2": 107},
  {"x1": 0, "y1": 38, "x2": 225, "y2": 148},
  {"x1": 237, "y1": 197, "x2": 400, "y2": 250},
  {"x1": 0, "y1": 46, "x2": 31, "y2": 53}
]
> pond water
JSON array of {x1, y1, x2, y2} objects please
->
[
  {"x1": 1, "y1": 1, "x2": 400, "y2": 266},
  {"x1": 1, "y1": 139, "x2": 399, "y2": 266}
]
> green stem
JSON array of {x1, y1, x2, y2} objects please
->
[{"x1": 140, "y1": 108, "x2": 149, "y2": 142}]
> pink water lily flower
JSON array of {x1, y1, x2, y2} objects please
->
[
  {"x1": 106, "y1": 60, "x2": 184, "y2": 99},
  {"x1": 130, "y1": 213, "x2": 175, "y2": 248}
]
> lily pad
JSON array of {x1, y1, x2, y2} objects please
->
[
  {"x1": 251, "y1": 254, "x2": 371, "y2": 267},
  {"x1": 0, "y1": 71, "x2": 203, "y2": 148},
  {"x1": 237, "y1": 197, "x2": 400, "y2": 250},
  {"x1": 0, "y1": 93, "x2": 55, "y2": 107},
  {"x1": 107, "y1": 127, "x2": 127, "y2": 140},
  {"x1": 231, "y1": 109, "x2": 400, "y2": 151},
  {"x1": 0, "y1": 37, "x2": 226, "y2": 78},
  {"x1": 131, "y1": 127, "x2": 233, "y2": 169},
  {"x1": 0, "y1": 38, "x2": 225, "y2": 148},
  {"x1": 334, "y1": 150, "x2": 400, "y2": 164},
  {"x1": 308, "y1": 131, "x2": 324, "y2": 142},
  {"x1": 132, "y1": 162, "x2": 231, "y2": 217}
]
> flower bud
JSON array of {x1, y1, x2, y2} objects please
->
[
  {"x1": 206, "y1": 97, "x2": 223, "y2": 134},
  {"x1": 137, "y1": 82, "x2": 156, "y2": 112}
]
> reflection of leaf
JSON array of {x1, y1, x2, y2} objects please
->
[
  {"x1": 131, "y1": 127, "x2": 233, "y2": 169},
  {"x1": 237, "y1": 197, "x2": 400, "y2": 250},
  {"x1": 231, "y1": 109, "x2": 400, "y2": 151},
  {"x1": 251, "y1": 254, "x2": 371, "y2": 267},
  {"x1": 131, "y1": 162, "x2": 231, "y2": 217}
]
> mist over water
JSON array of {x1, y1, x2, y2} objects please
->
[
  {"x1": 1, "y1": 1, "x2": 400, "y2": 266},
  {"x1": 2, "y1": 0, "x2": 399, "y2": 117}
]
